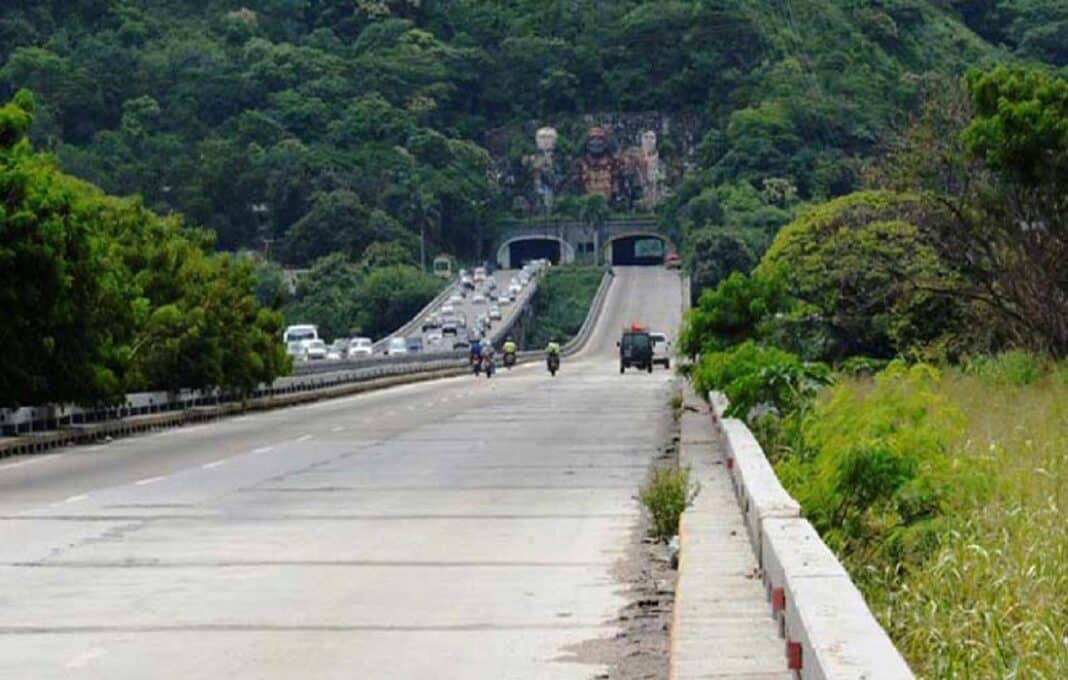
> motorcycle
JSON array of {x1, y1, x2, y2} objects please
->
[
  {"x1": 482, "y1": 355, "x2": 496, "y2": 378},
  {"x1": 471, "y1": 353, "x2": 482, "y2": 376},
  {"x1": 546, "y1": 353, "x2": 560, "y2": 377},
  {"x1": 503, "y1": 351, "x2": 516, "y2": 369}
]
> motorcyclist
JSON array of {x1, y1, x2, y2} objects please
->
[
  {"x1": 469, "y1": 337, "x2": 482, "y2": 371},
  {"x1": 480, "y1": 343, "x2": 496, "y2": 376},
  {"x1": 502, "y1": 336, "x2": 517, "y2": 368},
  {"x1": 545, "y1": 339, "x2": 561, "y2": 375}
]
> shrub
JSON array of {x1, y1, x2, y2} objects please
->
[
  {"x1": 963, "y1": 350, "x2": 1043, "y2": 386},
  {"x1": 640, "y1": 467, "x2": 699, "y2": 540},
  {"x1": 692, "y1": 340, "x2": 830, "y2": 420},
  {"x1": 775, "y1": 362, "x2": 975, "y2": 569}
]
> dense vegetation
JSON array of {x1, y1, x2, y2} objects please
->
[
  {"x1": 257, "y1": 250, "x2": 444, "y2": 342},
  {"x1": 0, "y1": 91, "x2": 287, "y2": 406},
  {"x1": 682, "y1": 64, "x2": 1067, "y2": 676},
  {"x1": 3, "y1": 0, "x2": 1064, "y2": 271},
  {"x1": 523, "y1": 265, "x2": 605, "y2": 350}
]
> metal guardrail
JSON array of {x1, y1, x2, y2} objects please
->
[
  {"x1": 371, "y1": 276, "x2": 458, "y2": 353},
  {"x1": 0, "y1": 268, "x2": 547, "y2": 443}
]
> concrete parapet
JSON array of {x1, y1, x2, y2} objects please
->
[
  {"x1": 721, "y1": 418, "x2": 801, "y2": 557},
  {"x1": 709, "y1": 407, "x2": 914, "y2": 679}
]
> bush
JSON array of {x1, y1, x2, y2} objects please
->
[
  {"x1": 640, "y1": 467, "x2": 699, "y2": 540},
  {"x1": 963, "y1": 350, "x2": 1043, "y2": 386},
  {"x1": 692, "y1": 340, "x2": 830, "y2": 420},
  {"x1": 775, "y1": 362, "x2": 974, "y2": 569}
]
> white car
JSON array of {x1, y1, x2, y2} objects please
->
[
  {"x1": 489, "y1": 306, "x2": 502, "y2": 320},
  {"x1": 441, "y1": 303, "x2": 455, "y2": 315},
  {"x1": 508, "y1": 283, "x2": 521, "y2": 295},
  {"x1": 348, "y1": 337, "x2": 373, "y2": 356},
  {"x1": 304, "y1": 339, "x2": 328, "y2": 360},
  {"x1": 472, "y1": 292, "x2": 486, "y2": 304},
  {"x1": 650, "y1": 332, "x2": 671, "y2": 370},
  {"x1": 286, "y1": 341, "x2": 306, "y2": 361},
  {"x1": 448, "y1": 294, "x2": 463, "y2": 305},
  {"x1": 385, "y1": 337, "x2": 408, "y2": 355}
]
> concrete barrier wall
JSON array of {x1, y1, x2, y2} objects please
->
[{"x1": 708, "y1": 392, "x2": 914, "y2": 680}]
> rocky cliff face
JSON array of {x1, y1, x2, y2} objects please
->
[{"x1": 485, "y1": 113, "x2": 702, "y2": 215}]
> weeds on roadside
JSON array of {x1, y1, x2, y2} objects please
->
[
  {"x1": 641, "y1": 467, "x2": 699, "y2": 540},
  {"x1": 670, "y1": 392, "x2": 683, "y2": 421}
]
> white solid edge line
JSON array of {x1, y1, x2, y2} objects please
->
[
  {"x1": 134, "y1": 476, "x2": 166, "y2": 486},
  {"x1": 201, "y1": 460, "x2": 226, "y2": 470},
  {"x1": 251, "y1": 446, "x2": 274, "y2": 454},
  {"x1": 0, "y1": 454, "x2": 63, "y2": 472}
]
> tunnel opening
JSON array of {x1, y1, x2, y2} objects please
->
[
  {"x1": 501, "y1": 237, "x2": 564, "y2": 268},
  {"x1": 609, "y1": 235, "x2": 667, "y2": 266}
]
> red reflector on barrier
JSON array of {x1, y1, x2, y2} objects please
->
[
  {"x1": 726, "y1": 456, "x2": 734, "y2": 470},
  {"x1": 772, "y1": 587, "x2": 785, "y2": 612},
  {"x1": 787, "y1": 640, "x2": 802, "y2": 670}
]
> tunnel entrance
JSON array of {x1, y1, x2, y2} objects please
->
[
  {"x1": 609, "y1": 235, "x2": 667, "y2": 266},
  {"x1": 499, "y1": 237, "x2": 572, "y2": 269}
]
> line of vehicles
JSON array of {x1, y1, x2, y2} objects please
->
[{"x1": 282, "y1": 260, "x2": 547, "y2": 363}]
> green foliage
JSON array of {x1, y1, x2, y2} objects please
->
[
  {"x1": 524, "y1": 265, "x2": 605, "y2": 349},
  {"x1": 1, "y1": 0, "x2": 1051, "y2": 264},
  {"x1": 0, "y1": 93, "x2": 288, "y2": 405},
  {"x1": 964, "y1": 65, "x2": 1068, "y2": 189},
  {"x1": 640, "y1": 466, "x2": 699, "y2": 540},
  {"x1": 284, "y1": 254, "x2": 443, "y2": 341},
  {"x1": 771, "y1": 358, "x2": 1068, "y2": 677},
  {"x1": 691, "y1": 341, "x2": 830, "y2": 419},
  {"x1": 759, "y1": 191, "x2": 969, "y2": 359},
  {"x1": 776, "y1": 363, "x2": 970, "y2": 568},
  {"x1": 962, "y1": 349, "x2": 1044, "y2": 385},
  {"x1": 677, "y1": 272, "x2": 790, "y2": 357}
]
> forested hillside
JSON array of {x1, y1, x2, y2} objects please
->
[{"x1": 2, "y1": 0, "x2": 1063, "y2": 269}]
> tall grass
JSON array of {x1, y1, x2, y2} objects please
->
[{"x1": 775, "y1": 358, "x2": 1067, "y2": 678}]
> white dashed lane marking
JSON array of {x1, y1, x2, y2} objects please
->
[
  {"x1": 134, "y1": 476, "x2": 166, "y2": 486},
  {"x1": 201, "y1": 460, "x2": 226, "y2": 470}
]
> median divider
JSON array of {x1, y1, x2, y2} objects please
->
[{"x1": 698, "y1": 391, "x2": 914, "y2": 680}]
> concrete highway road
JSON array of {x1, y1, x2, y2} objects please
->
[
  {"x1": 383, "y1": 267, "x2": 528, "y2": 352},
  {"x1": 0, "y1": 267, "x2": 683, "y2": 679}
]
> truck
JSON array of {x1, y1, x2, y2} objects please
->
[{"x1": 618, "y1": 324, "x2": 654, "y2": 373}]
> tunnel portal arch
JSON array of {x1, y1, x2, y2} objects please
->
[
  {"x1": 496, "y1": 236, "x2": 575, "y2": 269},
  {"x1": 603, "y1": 233, "x2": 672, "y2": 266}
]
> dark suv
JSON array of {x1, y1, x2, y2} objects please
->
[{"x1": 618, "y1": 327, "x2": 653, "y2": 373}]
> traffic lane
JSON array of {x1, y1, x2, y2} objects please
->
[
  {"x1": 582, "y1": 266, "x2": 682, "y2": 358},
  {"x1": 413, "y1": 268, "x2": 523, "y2": 350},
  {"x1": 0, "y1": 629, "x2": 607, "y2": 680},
  {"x1": 0, "y1": 358, "x2": 675, "y2": 678},
  {"x1": 0, "y1": 364, "x2": 539, "y2": 512}
]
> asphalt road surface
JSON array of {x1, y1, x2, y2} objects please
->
[{"x1": 0, "y1": 266, "x2": 683, "y2": 679}]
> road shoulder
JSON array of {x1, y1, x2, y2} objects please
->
[{"x1": 671, "y1": 386, "x2": 791, "y2": 680}]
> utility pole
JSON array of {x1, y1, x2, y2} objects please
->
[{"x1": 420, "y1": 220, "x2": 426, "y2": 273}]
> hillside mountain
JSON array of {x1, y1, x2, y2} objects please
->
[{"x1": 1, "y1": 1, "x2": 1062, "y2": 265}]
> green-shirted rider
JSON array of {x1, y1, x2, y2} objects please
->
[{"x1": 545, "y1": 339, "x2": 561, "y2": 375}]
